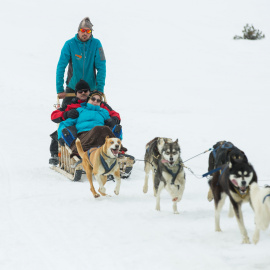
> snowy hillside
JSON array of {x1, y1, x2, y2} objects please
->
[{"x1": 1, "y1": 0, "x2": 270, "y2": 269}]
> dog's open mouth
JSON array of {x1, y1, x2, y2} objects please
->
[
  {"x1": 161, "y1": 159, "x2": 174, "y2": 166},
  {"x1": 239, "y1": 186, "x2": 247, "y2": 193},
  {"x1": 111, "y1": 148, "x2": 119, "y2": 156}
]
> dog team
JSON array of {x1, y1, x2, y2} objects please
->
[{"x1": 76, "y1": 137, "x2": 270, "y2": 245}]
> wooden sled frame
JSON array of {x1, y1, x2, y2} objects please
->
[
  {"x1": 51, "y1": 143, "x2": 135, "y2": 181},
  {"x1": 51, "y1": 144, "x2": 84, "y2": 181}
]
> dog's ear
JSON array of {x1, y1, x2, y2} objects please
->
[
  {"x1": 241, "y1": 151, "x2": 248, "y2": 163},
  {"x1": 174, "y1": 139, "x2": 178, "y2": 144},
  {"x1": 229, "y1": 154, "x2": 235, "y2": 166},
  {"x1": 157, "y1": 138, "x2": 165, "y2": 153}
]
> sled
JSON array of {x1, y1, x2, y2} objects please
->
[
  {"x1": 50, "y1": 92, "x2": 135, "y2": 181},
  {"x1": 51, "y1": 143, "x2": 135, "y2": 181},
  {"x1": 51, "y1": 144, "x2": 84, "y2": 181}
]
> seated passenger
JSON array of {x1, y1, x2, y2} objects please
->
[
  {"x1": 49, "y1": 80, "x2": 121, "y2": 165},
  {"x1": 57, "y1": 91, "x2": 127, "y2": 157}
]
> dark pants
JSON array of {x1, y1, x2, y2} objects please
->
[
  {"x1": 70, "y1": 126, "x2": 116, "y2": 156},
  {"x1": 50, "y1": 130, "x2": 58, "y2": 157}
]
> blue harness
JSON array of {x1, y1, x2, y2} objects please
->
[
  {"x1": 263, "y1": 194, "x2": 270, "y2": 204},
  {"x1": 100, "y1": 154, "x2": 117, "y2": 175},
  {"x1": 87, "y1": 147, "x2": 117, "y2": 175},
  {"x1": 212, "y1": 142, "x2": 234, "y2": 159},
  {"x1": 165, "y1": 165, "x2": 181, "y2": 186}
]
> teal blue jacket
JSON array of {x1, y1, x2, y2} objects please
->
[
  {"x1": 56, "y1": 34, "x2": 106, "y2": 93},
  {"x1": 57, "y1": 102, "x2": 110, "y2": 139}
]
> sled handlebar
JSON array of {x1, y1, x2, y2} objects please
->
[{"x1": 54, "y1": 92, "x2": 107, "y2": 109}]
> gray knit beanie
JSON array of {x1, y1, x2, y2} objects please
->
[{"x1": 78, "y1": 17, "x2": 93, "y2": 31}]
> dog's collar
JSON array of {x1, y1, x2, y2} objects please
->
[
  {"x1": 233, "y1": 185, "x2": 250, "y2": 199},
  {"x1": 103, "y1": 151, "x2": 117, "y2": 159}
]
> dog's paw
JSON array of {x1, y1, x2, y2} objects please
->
[
  {"x1": 114, "y1": 189, "x2": 119, "y2": 195},
  {"x1": 252, "y1": 229, "x2": 260, "y2": 244},
  {"x1": 94, "y1": 193, "x2": 100, "y2": 198},
  {"x1": 215, "y1": 227, "x2": 222, "y2": 232},
  {"x1": 156, "y1": 206, "x2": 160, "y2": 211},
  {"x1": 242, "y1": 237, "x2": 251, "y2": 244},
  {"x1": 207, "y1": 189, "x2": 213, "y2": 202},
  {"x1": 98, "y1": 188, "x2": 107, "y2": 196},
  {"x1": 174, "y1": 210, "x2": 179, "y2": 214},
  {"x1": 143, "y1": 185, "x2": 148, "y2": 193},
  {"x1": 253, "y1": 235, "x2": 259, "y2": 244}
]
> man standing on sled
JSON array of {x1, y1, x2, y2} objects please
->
[{"x1": 56, "y1": 17, "x2": 106, "y2": 107}]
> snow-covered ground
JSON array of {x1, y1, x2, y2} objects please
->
[{"x1": 1, "y1": 0, "x2": 270, "y2": 269}]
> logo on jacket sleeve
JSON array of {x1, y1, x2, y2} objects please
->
[{"x1": 98, "y1": 47, "x2": 106, "y2": 61}]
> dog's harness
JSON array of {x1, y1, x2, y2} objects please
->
[
  {"x1": 100, "y1": 154, "x2": 117, "y2": 175},
  {"x1": 212, "y1": 141, "x2": 234, "y2": 159},
  {"x1": 87, "y1": 147, "x2": 117, "y2": 175},
  {"x1": 165, "y1": 164, "x2": 182, "y2": 186},
  {"x1": 263, "y1": 194, "x2": 270, "y2": 203},
  {"x1": 87, "y1": 147, "x2": 99, "y2": 167}
]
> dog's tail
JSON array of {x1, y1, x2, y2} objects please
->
[{"x1": 75, "y1": 138, "x2": 85, "y2": 158}]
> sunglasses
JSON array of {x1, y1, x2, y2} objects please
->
[
  {"x1": 80, "y1": 28, "x2": 92, "y2": 34},
  {"x1": 91, "y1": 97, "x2": 102, "y2": 103},
  {"x1": 77, "y1": 89, "x2": 89, "y2": 94}
]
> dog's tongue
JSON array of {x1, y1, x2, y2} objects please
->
[
  {"x1": 111, "y1": 149, "x2": 119, "y2": 156},
  {"x1": 161, "y1": 159, "x2": 169, "y2": 163},
  {"x1": 231, "y1": 179, "x2": 239, "y2": 187},
  {"x1": 240, "y1": 186, "x2": 246, "y2": 191}
]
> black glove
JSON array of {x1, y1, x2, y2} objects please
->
[
  {"x1": 114, "y1": 124, "x2": 122, "y2": 133},
  {"x1": 63, "y1": 109, "x2": 79, "y2": 120},
  {"x1": 105, "y1": 117, "x2": 119, "y2": 128},
  {"x1": 58, "y1": 138, "x2": 65, "y2": 146}
]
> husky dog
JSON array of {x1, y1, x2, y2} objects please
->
[
  {"x1": 149, "y1": 138, "x2": 185, "y2": 214},
  {"x1": 143, "y1": 137, "x2": 172, "y2": 195},
  {"x1": 250, "y1": 183, "x2": 270, "y2": 244},
  {"x1": 207, "y1": 141, "x2": 248, "y2": 202},
  {"x1": 209, "y1": 156, "x2": 257, "y2": 243},
  {"x1": 208, "y1": 141, "x2": 248, "y2": 173}
]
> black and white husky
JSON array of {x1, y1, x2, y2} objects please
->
[
  {"x1": 250, "y1": 183, "x2": 270, "y2": 244},
  {"x1": 143, "y1": 138, "x2": 185, "y2": 214},
  {"x1": 209, "y1": 157, "x2": 257, "y2": 243}
]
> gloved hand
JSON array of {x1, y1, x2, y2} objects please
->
[
  {"x1": 114, "y1": 124, "x2": 122, "y2": 133},
  {"x1": 58, "y1": 138, "x2": 65, "y2": 146},
  {"x1": 63, "y1": 109, "x2": 79, "y2": 120},
  {"x1": 105, "y1": 117, "x2": 119, "y2": 128}
]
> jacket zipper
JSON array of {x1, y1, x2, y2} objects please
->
[{"x1": 82, "y1": 42, "x2": 85, "y2": 79}]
